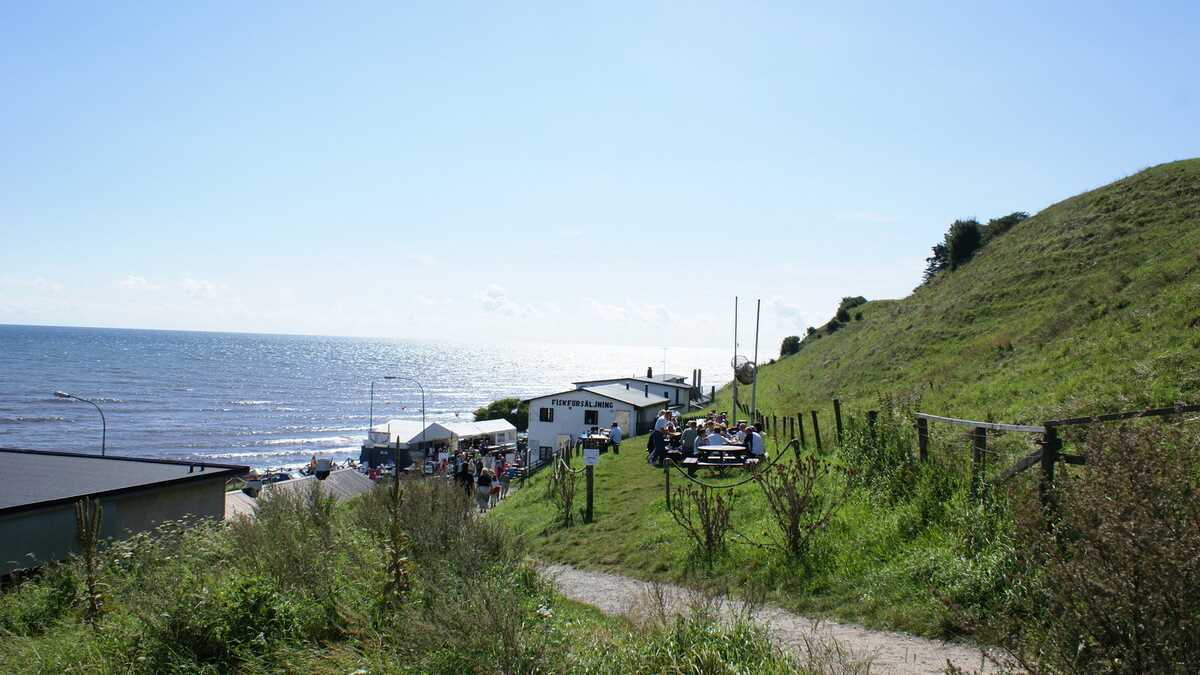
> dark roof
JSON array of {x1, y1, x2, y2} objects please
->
[
  {"x1": 572, "y1": 376, "x2": 692, "y2": 389},
  {"x1": 523, "y1": 385, "x2": 669, "y2": 409},
  {"x1": 0, "y1": 448, "x2": 248, "y2": 515}
]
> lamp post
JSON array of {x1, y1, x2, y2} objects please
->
[
  {"x1": 54, "y1": 391, "x2": 106, "y2": 456},
  {"x1": 371, "y1": 376, "x2": 425, "y2": 492}
]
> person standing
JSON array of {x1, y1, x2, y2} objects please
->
[
  {"x1": 609, "y1": 421, "x2": 623, "y2": 455},
  {"x1": 650, "y1": 410, "x2": 670, "y2": 466}
]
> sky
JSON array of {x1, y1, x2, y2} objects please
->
[{"x1": 2, "y1": 1, "x2": 1197, "y2": 353}]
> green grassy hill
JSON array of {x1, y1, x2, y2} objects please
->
[
  {"x1": 717, "y1": 159, "x2": 1200, "y2": 426},
  {"x1": 492, "y1": 160, "x2": 1200, "y2": 642}
]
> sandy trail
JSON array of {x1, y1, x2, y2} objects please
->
[{"x1": 541, "y1": 563, "x2": 1005, "y2": 674}]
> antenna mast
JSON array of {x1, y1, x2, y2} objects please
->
[{"x1": 751, "y1": 299, "x2": 761, "y2": 421}]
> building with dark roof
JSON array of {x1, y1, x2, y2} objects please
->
[{"x1": 0, "y1": 448, "x2": 247, "y2": 576}]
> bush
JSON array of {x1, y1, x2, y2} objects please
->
[
  {"x1": 474, "y1": 397, "x2": 528, "y2": 431},
  {"x1": 825, "y1": 320, "x2": 841, "y2": 334},
  {"x1": 945, "y1": 219, "x2": 983, "y2": 270},
  {"x1": 755, "y1": 452, "x2": 849, "y2": 561},
  {"x1": 835, "y1": 307, "x2": 850, "y2": 322},
  {"x1": 669, "y1": 483, "x2": 736, "y2": 563},
  {"x1": 780, "y1": 335, "x2": 801, "y2": 357},
  {"x1": 854, "y1": 311, "x2": 863, "y2": 321},
  {"x1": 1004, "y1": 423, "x2": 1200, "y2": 673},
  {"x1": 838, "y1": 296, "x2": 867, "y2": 313}
]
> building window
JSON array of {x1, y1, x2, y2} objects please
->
[
  {"x1": 539, "y1": 407, "x2": 554, "y2": 423},
  {"x1": 584, "y1": 410, "x2": 598, "y2": 426}
]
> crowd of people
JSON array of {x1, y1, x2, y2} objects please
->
[
  {"x1": 448, "y1": 449, "x2": 516, "y2": 513},
  {"x1": 647, "y1": 409, "x2": 766, "y2": 466}
]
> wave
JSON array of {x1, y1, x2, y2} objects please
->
[
  {"x1": 198, "y1": 446, "x2": 360, "y2": 461},
  {"x1": 230, "y1": 400, "x2": 276, "y2": 406},
  {"x1": 258, "y1": 435, "x2": 358, "y2": 447},
  {"x1": 0, "y1": 415, "x2": 67, "y2": 424}
]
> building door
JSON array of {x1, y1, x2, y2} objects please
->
[{"x1": 615, "y1": 411, "x2": 630, "y2": 435}]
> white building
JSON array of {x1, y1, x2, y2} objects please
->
[
  {"x1": 523, "y1": 384, "x2": 669, "y2": 462},
  {"x1": 572, "y1": 376, "x2": 695, "y2": 408}
]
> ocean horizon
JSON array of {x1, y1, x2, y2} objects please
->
[{"x1": 0, "y1": 323, "x2": 731, "y2": 470}]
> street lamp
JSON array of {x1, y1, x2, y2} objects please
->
[
  {"x1": 54, "y1": 391, "x2": 106, "y2": 457},
  {"x1": 369, "y1": 376, "x2": 426, "y2": 491}
]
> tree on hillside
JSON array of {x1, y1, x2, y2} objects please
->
[
  {"x1": 780, "y1": 335, "x2": 801, "y2": 357},
  {"x1": 923, "y1": 243, "x2": 949, "y2": 282},
  {"x1": 945, "y1": 219, "x2": 983, "y2": 270},
  {"x1": 983, "y1": 211, "x2": 1029, "y2": 244},
  {"x1": 838, "y1": 296, "x2": 867, "y2": 313},
  {"x1": 473, "y1": 397, "x2": 529, "y2": 431}
]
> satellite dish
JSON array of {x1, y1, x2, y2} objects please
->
[{"x1": 731, "y1": 355, "x2": 757, "y2": 385}]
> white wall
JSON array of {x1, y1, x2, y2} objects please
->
[{"x1": 526, "y1": 390, "x2": 639, "y2": 452}]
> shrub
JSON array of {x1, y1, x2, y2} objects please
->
[
  {"x1": 982, "y1": 211, "x2": 1028, "y2": 244},
  {"x1": 669, "y1": 483, "x2": 736, "y2": 563},
  {"x1": 825, "y1": 320, "x2": 841, "y2": 334},
  {"x1": 838, "y1": 296, "x2": 867, "y2": 312},
  {"x1": 547, "y1": 457, "x2": 579, "y2": 527},
  {"x1": 1003, "y1": 423, "x2": 1200, "y2": 673},
  {"x1": 944, "y1": 219, "x2": 983, "y2": 270},
  {"x1": 854, "y1": 311, "x2": 863, "y2": 321},
  {"x1": 835, "y1": 307, "x2": 850, "y2": 322},
  {"x1": 755, "y1": 453, "x2": 849, "y2": 561},
  {"x1": 780, "y1": 335, "x2": 801, "y2": 357}
]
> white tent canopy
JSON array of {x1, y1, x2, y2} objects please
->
[{"x1": 367, "y1": 420, "x2": 429, "y2": 447}]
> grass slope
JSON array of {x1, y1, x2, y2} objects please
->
[
  {"x1": 493, "y1": 160, "x2": 1200, "y2": 640},
  {"x1": 717, "y1": 159, "x2": 1200, "y2": 426}
]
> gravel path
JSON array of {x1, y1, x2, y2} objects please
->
[{"x1": 541, "y1": 563, "x2": 1005, "y2": 674}]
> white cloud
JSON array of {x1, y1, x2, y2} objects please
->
[
  {"x1": 180, "y1": 277, "x2": 226, "y2": 300},
  {"x1": 476, "y1": 284, "x2": 538, "y2": 317},
  {"x1": 0, "y1": 277, "x2": 64, "y2": 294},
  {"x1": 118, "y1": 275, "x2": 161, "y2": 291}
]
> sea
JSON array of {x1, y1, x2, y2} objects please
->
[{"x1": 0, "y1": 324, "x2": 729, "y2": 470}]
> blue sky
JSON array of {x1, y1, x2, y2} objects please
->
[{"x1": 2, "y1": 1, "x2": 1197, "y2": 350}]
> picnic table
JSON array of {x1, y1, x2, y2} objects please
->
[
  {"x1": 682, "y1": 444, "x2": 754, "y2": 476},
  {"x1": 583, "y1": 434, "x2": 610, "y2": 452}
]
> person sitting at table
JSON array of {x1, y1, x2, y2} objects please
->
[
  {"x1": 680, "y1": 421, "x2": 698, "y2": 456},
  {"x1": 732, "y1": 422, "x2": 748, "y2": 444},
  {"x1": 703, "y1": 426, "x2": 726, "y2": 447},
  {"x1": 747, "y1": 425, "x2": 766, "y2": 458}
]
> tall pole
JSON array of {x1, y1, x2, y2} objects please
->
[
  {"x1": 54, "y1": 391, "x2": 106, "y2": 456},
  {"x1": 382, "y1": 375, "x2": 425, "y2": 495},
  {"x1": 751, "y1": 299, "x2": 761, "y2": 421},
  {"x1": 732, "y1": 296, "x2": 739, "y2": 416}
]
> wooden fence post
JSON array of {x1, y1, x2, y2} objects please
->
[
  {"x1": 971, "y1": 427, "x2": 986, "y2": 498},
  {"x1": 585, "y1": 464, "x2": 594, "y2": 523},
  {"x1": 867, "y1": 410, "x2": 878, "y2": 442},
  {"x1": 916, "y1": 417, "x2": 928, "y2": 463},
  {"x1": 833, "y1": 399, "x2": 844, "y2": 445},
  {"x1": 797, "y1": 414, "x2": 807, "y2": 447},
  {"x1": 772, "y1": 415, "x2": 777, "y2": 435},
  {"x1": 1040, "y1": 427, "x2": 1061, "y2": 509},
  {"x1": 664, "y1": 458, "x2": 671, "y2": 508},
  {"x1": 811, "y1": 411, "x2": 822, "y2": 451}
]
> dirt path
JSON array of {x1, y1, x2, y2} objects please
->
[{"x1": 541, "y1": 563, "x2": 1004, "y2": 674}]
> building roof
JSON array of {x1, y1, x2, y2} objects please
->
[
  {"x1": 573, "y1": 376, "x2": 693, "y2": 390},
  {"x1": 524, "y1": 385, "x2": 669, "y2": 409},
  {"x1": 432, "y1": 419, "x2": 516, "y2": 437},
  {"x1": 0, "y1": 447, "x2": 247, "y2": 515},
  {"x1": 224, "y1": 468, "x2": 376, "y2": 520},
  {"x1": 368, "y1": 420, "x2": 429, "y2": 445}
]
